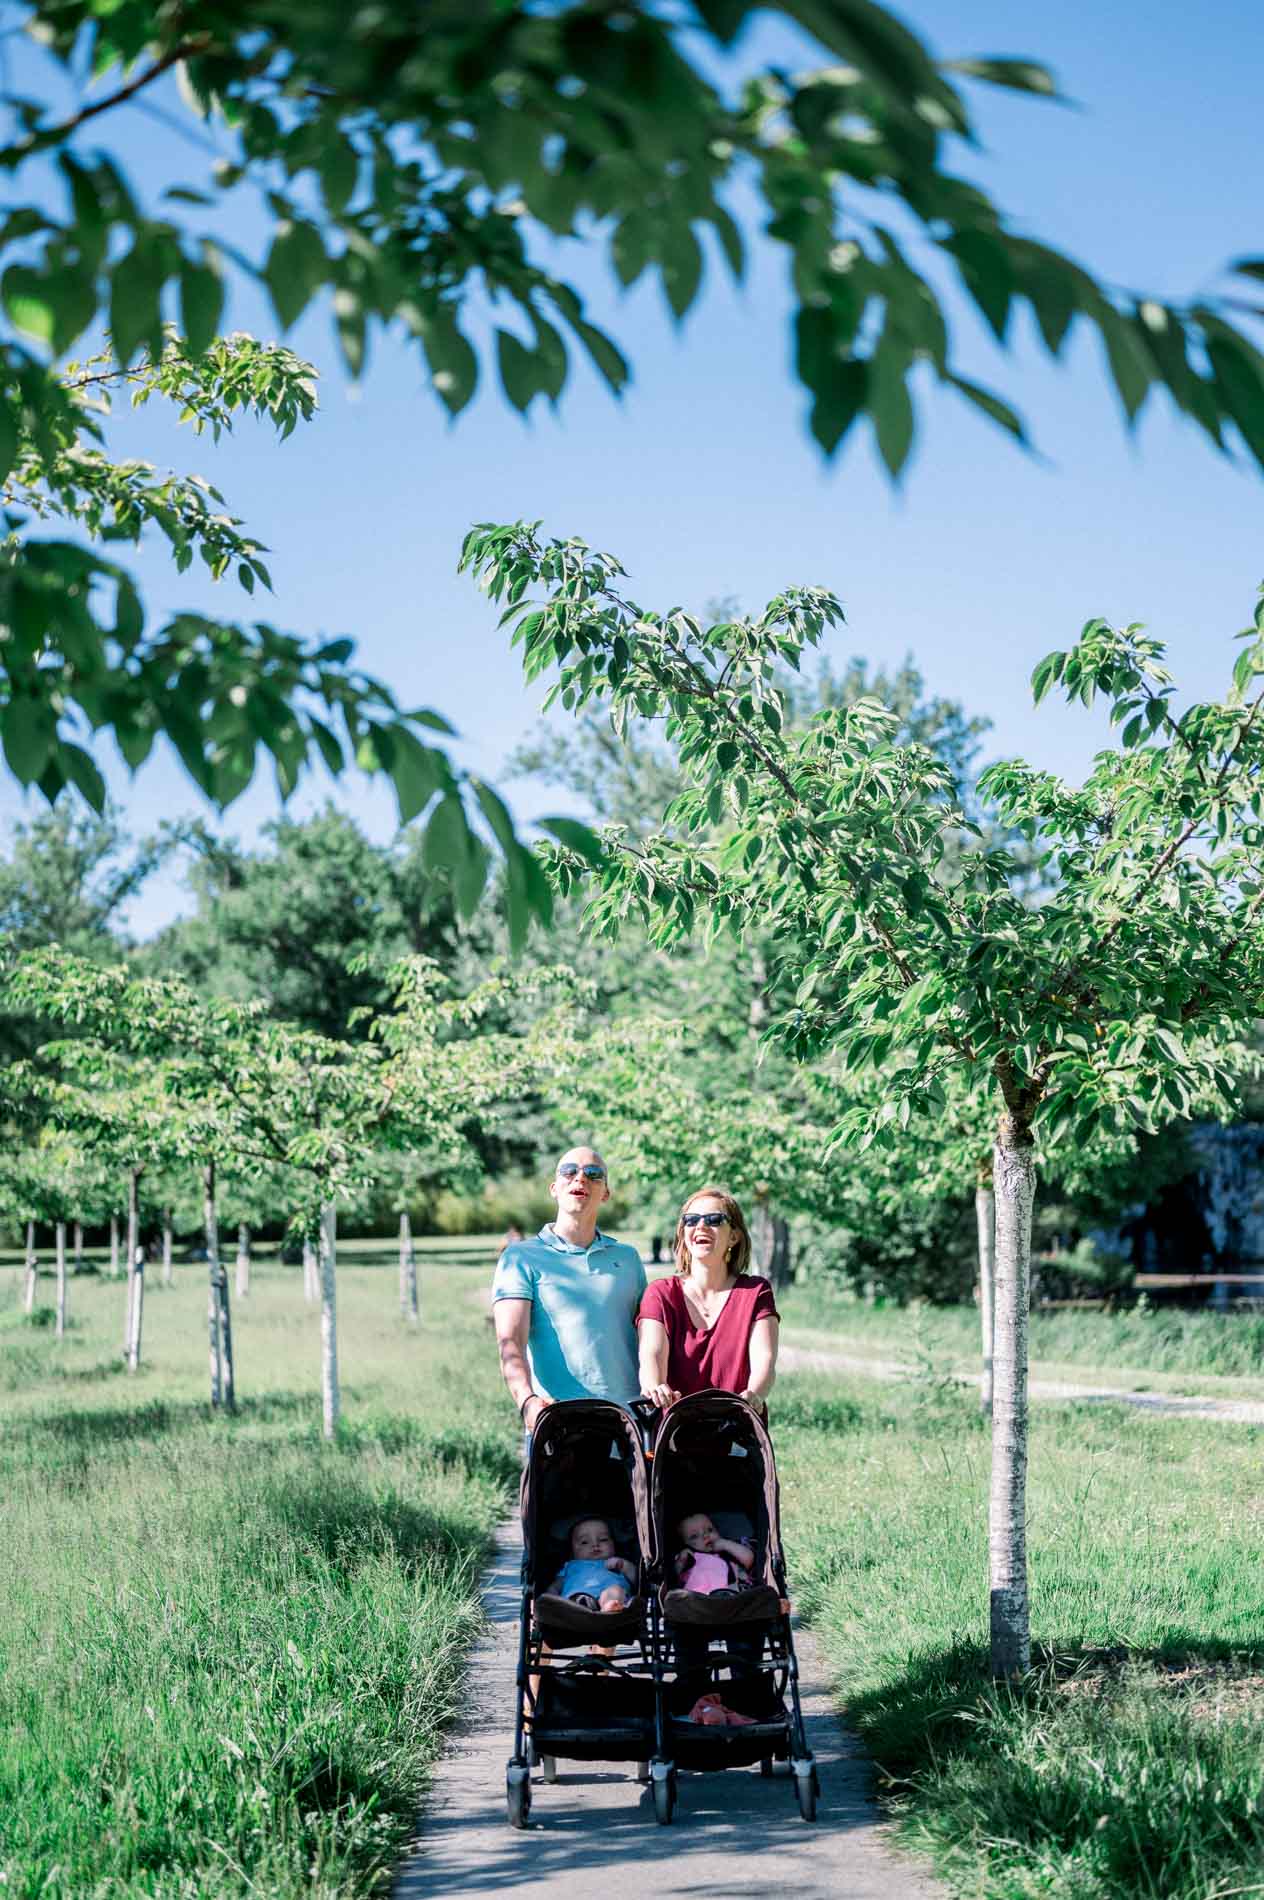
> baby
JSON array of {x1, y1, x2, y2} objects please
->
[
  {"x1": 550, "y1": 1516, "x2": 637, "y2": 1614},
  {"x1": 675, "y1": 1511, "x2": 755, "y2": 1595}
]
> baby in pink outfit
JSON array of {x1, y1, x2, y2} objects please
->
[{"x1": 675, "y1": 1511, "x2": 755, "y2": 1594}]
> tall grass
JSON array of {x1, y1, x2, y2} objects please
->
[
  {"x1": 0, "y1": 1261, "x2": 517, "y2": 1898},
  {"x1": 778, "y1": 1375, "x2": 1264, "y2": 1899}
]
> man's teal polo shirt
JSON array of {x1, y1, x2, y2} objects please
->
[{"x1": 492, "y1": 1223, "x2": 646, "y2": 1404}]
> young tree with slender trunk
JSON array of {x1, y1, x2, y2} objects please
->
[
  {"x1": 203, "y1": 1160, "x2": 234, "y2": 1414},
  {"x1": 54, "y1": 1219, "x2": 67, "y2": 1339},
  {"x1": 399, "y1": 1212, "x2": 418, "y2": 1327},
  {"x1": 22, "y1": 1219, "x2": 37, "y2": 1315},
  {"x1": 976, "y1": 1157, "x2": 996, "y2": 1418},
  {"x1": 471, "y1": 522, "x2": 1264, "y2": 1677}
]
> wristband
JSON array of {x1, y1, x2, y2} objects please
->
[{"x1": 518, "y1": 1393, "x2": 539, "y2": 1419}]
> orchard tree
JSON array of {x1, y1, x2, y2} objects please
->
[
  {"x1": 11, "y1": 946, "x2": 572, "y2": 1433},
  {"x1": 468, "y1": 521, "x2": 1264, "y2": 1677}
]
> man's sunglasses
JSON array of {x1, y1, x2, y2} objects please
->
[
  {"x1": 682, "y1": 1211, "x2": 729, "y2": 1229},
  {"x1": 557, "y1": 1162, "x2": 607, "y2": 1181}
]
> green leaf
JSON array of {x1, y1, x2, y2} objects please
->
[
  {"x1": 318, "y1": 132, "x2": 359, "y2": 217},
  {"x1": 0, "y1": 393, "x2": 18, "y2": 485},
  {"x1": 946, "y1": 373, "x2": 1028, "y2": 444},
  {"x1": 942, "y1": 229, "x2": 1013, "y2": 342},
  {"x1": 868, "y1": 343, "x2": 915, "y2": 478},
  {"x1": 420, "y1": 306, "x2": 478, "y2": 415},
  {"x1": 809, "y1": 359, "x2": 868, "y2": 457},
  {"x1": 1097, "y1": 306, "x2": 1153, "y2": 424},
  {"x1": 660, "y1": 224, "x2": 704, "y2": 322},
  {"x1": 942, "y1": 57, "x2": 1062, "y2": 98},
  {"x1": 471, "y1": 777, "x2": 519, "y2": 857},
  {"x1": 496, "y1": 328, "x2": 541, "y2": 413},
  {"x1": 423, "y1": 792, "x2": 471, "y2": 874},
  {"x1": 179, "y1": 253, "x2": 224, "y2": 357},
  {"x1": 388, "y1": 728, "x2": 444, "y2": 825},
  {"x1": 2, "y1": 699, "x2": 55, "y2": 785},
  {"x1": 264, "y1": 221, "x2": 327, "y2": 332},
  {"x1": 1230, "y1": 258, "x2": 1264, "y2": 283},
  {"x1": 538, "y1": 816, "x2": 604, "y2": 866},
  {"x1": 57, "y1": 741, "x2": 106, "y2": 813},
  {"x1": 2, "y1": 266, "x2": 54, "y2": 345},
  {"x1": 110, "y1": 238, "x2": 168, "y2": 368}
]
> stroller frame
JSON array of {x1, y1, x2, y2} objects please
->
[{"x1": 506, "y1": 1392, "x2": 817, "y2": 1829}]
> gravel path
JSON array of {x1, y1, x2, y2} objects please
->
[
  {"x1": 780, "y1": 1342, "x2": 1264, "y2": 1424},
  {"x1": 393, "y1": 1519, "x2": 945, "y2": 1900}
]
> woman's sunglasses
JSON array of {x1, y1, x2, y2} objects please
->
[
  {"x1": 682, "y1": 1211, "x2": 729, "y2": 1229},
  {"x1": 557, "y1": 1162, "x2": 607, "y2": 1181}
]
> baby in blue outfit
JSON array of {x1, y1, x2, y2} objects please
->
[{"x1": 550, "y1": 1516, "x2": 637, "y2": 1613}]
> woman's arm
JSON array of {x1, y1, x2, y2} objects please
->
[
  {"x1": 638, "y1": 1316, "x2": 679, "y2": 1409},
  {"x1": 741, "y1": 1315, "x2": 779, "y2": 1413}
]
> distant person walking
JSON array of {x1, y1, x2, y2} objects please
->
[{"x1": 493, "y1": 1147, "x2": 646, "y2": 1435}]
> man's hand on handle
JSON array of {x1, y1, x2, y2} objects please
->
[{"x1": 641, "y1": 1380, "x2": 680, "y2": 1410}]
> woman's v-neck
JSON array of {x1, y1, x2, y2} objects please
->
[{"x1": 680, "y1": 1278, "x2": 735, "y2": 1335}]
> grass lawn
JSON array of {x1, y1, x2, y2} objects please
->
[
  {"x1": 777, "y1": 1375, "x2": 1264, "y2": 1900},
  {"x1": 0, "y1": 1251, "x2": 517, "y2": 1899},
  {"x1": 779, "y1": 1283, "x2": 1264, "y2": 1397},
  {"x1": 4, "y1": 1251, "x2": 1261, "y2": 1898}
]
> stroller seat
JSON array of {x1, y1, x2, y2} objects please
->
[
  {"x1": 659, "y1": 1581, "x2": 782, "y2": 1627},
  {"x1": 534, "y1": 1590, "x2": 645, "y2": 1644}
]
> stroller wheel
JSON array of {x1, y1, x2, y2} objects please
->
[
  {"x1": 507, "y1": 1760, "x2": 532, "y2": 1829},
  {"x1": 793, "y1": 1760, "x2": 818, "y2": 1823},
  {"x1": 651, "y1": 1760, "x2": 677, "y2": 1826}
]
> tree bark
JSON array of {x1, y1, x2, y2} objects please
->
[
  {"x1": 204, "y1": 1162, "x2": 236, "y2": 1412},
  {"x1": 161, "y1": 1210, "x2": 173, "y2": 1285},
  {"x1": 235, "y1": 1223, "x2": 250, "y2": 1298},
  {"x1": 302, "y1": 1234, "x2": 318, "y2": 1303},
  {"x1": 399, "y1": 1211, "x2": 418, "y2": 1324},
  {"x1": 127, "y1": 1248, "x2": 145, "y2": 1373},
  {"x1": 124, "y1": 1166, "x2": 141, "y2": 1358},
  {"x1": 109, "y1": 1213, "x2": 120, "y2": 1277},
  {"x1": 73, "y1": 1221, "x2": 83, "y2": 1272},
  {"x1": 989, "y1": 1112, "x2": 1035, "y2": 1679},
  {"x1": 55, "y1": 1220, "x2": 67, "y2": 1339},
  {"x1": 976, "y1": 1158, "x2": 996, "y2": 1419},
  {"x1": 319, "y1": 1200, "x2": 340, "y2": 1439},
  {"x1": 22, "y1": 1220, "x2": 37, "y2": 1314}
]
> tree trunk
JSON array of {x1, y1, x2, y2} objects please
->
[
  {"x1": 124, "y1": 1167, "x2": 141, "y2": 1358},
  {"x1": 22, "y1": 1220, "x2": 37, "y2": 1314},
  {"x1": 976, "y1": 1159, "x2": 996, "y2": 1419},
  {"x1": 55, "y1": 1220, "x2": 67, "y2": 1339},
  {"x1": 73, "y1": 1221, "x2": 83, "y2": 1272},
  {"x1": 204, "y1": 1162, "x2": 236, "y2": 1413},
  {"x1": 319, "y1": 1200, "x2": 340, "y2": 1439},
  {"x1": 302, "y1": 1234, "x2": 318, "y2": 1303},
  {"x1": 109, "y1": 1213, "x2": 120, "y2": 1277},
  {"x1": 235, "y1": 1224, "x2": 250, "y2": 1298},
  {"x1": 127, "y1": 1248, "x2": 145, "y2": 1374},
  {"x1": 399, "y1": 1211, "x2": 418, "y2": 1324},
  {"x1": 161, "y1": 1211, "x2": 173, "y2": 1285},
  {"x1": 989, "y1": 1113, "x2": 1035, "y2": 1679},
  {"x1": 749, "y1": 1198, "x2": 792, "y2": 1289}
]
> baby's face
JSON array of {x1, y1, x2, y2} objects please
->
[
  {"x1": 679, "y1": 1513, "x2": 718, "y2": 1553},
  {"x1": 571, "y1": 1518, "x2": 615, "y2": 1561}
]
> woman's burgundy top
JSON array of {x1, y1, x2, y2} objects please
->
[{"x1": 635, "y1": 1273, "x2": 779, "y2": 1396}]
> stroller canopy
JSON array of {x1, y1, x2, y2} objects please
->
[{"x1": 521, "y1": 1399, "x2": 655, "y2": 1589}]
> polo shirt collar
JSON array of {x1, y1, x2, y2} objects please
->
[{"x1": 539, "y1": 1222, "x2": 610, "y2": 1255}]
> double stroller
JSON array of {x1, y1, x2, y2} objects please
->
[{"x1": 506, "y1": 1390, "x2": 818, "y2": 1828}]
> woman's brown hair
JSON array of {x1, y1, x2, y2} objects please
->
[{"x1": 673, "y1": 1186, "x2": 752, "y2": 1277}]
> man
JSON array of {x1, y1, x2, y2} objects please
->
[{"x1": 493, "y1": 1146, "x2": 646, "y2": 1431}]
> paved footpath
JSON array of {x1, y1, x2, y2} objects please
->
[
  {"x1": 780, "y1": 1341, "x2": 1264, "y2": 1425},
  {"x1": 393, "y1": 1520, "x2": 945, "y2": 1900}
]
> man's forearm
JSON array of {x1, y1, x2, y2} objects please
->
[{"x1": 498, "y1": 1334, "x2": 535, "y2": 1411}]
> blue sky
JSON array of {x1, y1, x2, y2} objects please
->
[{"x1": 5, "y1": 1, "x2": 1263, "y2": 936}]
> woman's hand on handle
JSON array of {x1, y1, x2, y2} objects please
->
[{"x1": 641, "y1": 1379, "x2": 679, "y2": 1410}]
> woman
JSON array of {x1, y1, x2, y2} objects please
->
[{"x1": 636, "y1": 1186, "x2": 779, "y2": 1412}]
